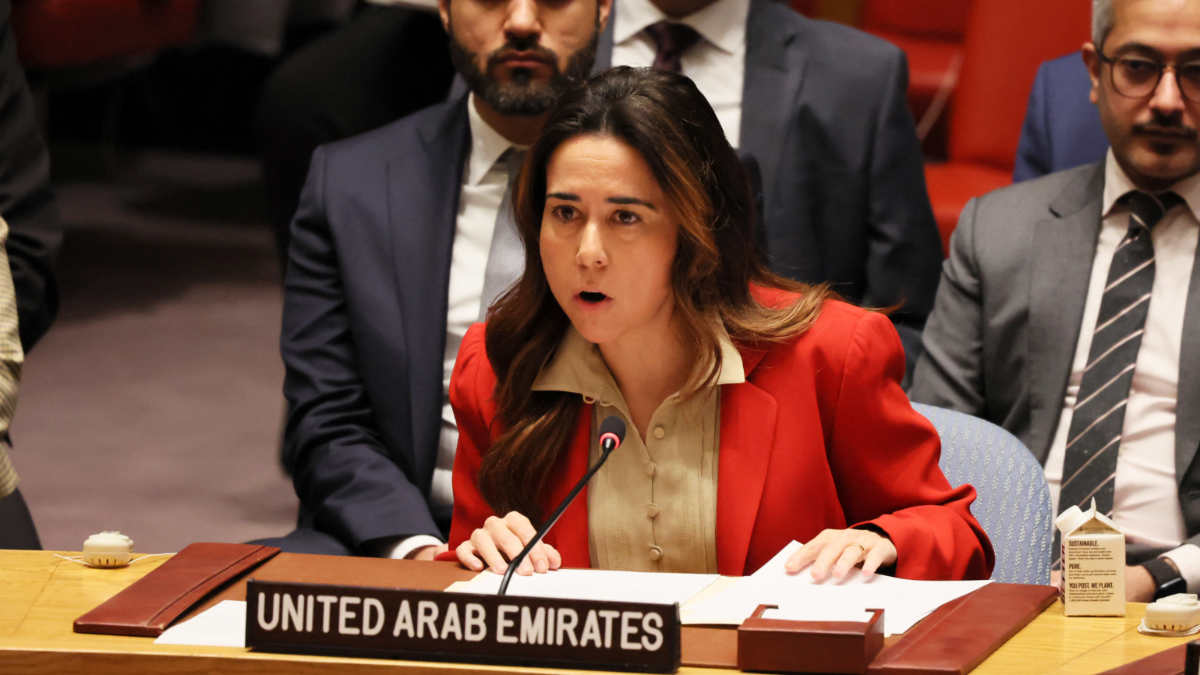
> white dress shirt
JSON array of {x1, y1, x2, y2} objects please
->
[
  {"x1": 383, "y1": 95, "x2": 519, "y2": 559},
  {"x1": 1044, "y1": 150, "x2": 1200, "y2": 589},
  {"x1": 611, "y1": 0, "x2": 749, "y2": 147}
]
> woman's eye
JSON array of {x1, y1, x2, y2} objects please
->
[
  {"x1": 551, "y1": 205, "x2": 578, "y2": 221},
  {"x1": 614, "y1": 210, "x2": 640, "y2": 225}
]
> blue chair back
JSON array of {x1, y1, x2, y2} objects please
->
[{"x1": 912, "y1": 403, "x2": 1052, "y2": 584}]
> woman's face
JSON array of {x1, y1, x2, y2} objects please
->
[{"x1": 539, "y1": 134, "x2": 681, "y2": 350}]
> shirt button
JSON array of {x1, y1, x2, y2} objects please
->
[
  {"x1": 646, "y1": 462, "x2": 657, "y2": 478},
  {"x1": 653, "y1": 425, "x2": 666, "y2": 440},
  {"x1": 647, "y1": 503, "x2": 660, "y2": 519},
  {"x1": 648, "y1": 545, "x2": 663, "y2": 561}
]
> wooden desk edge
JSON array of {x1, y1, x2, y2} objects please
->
[{"x1": 3, "y1": 550, "x2": 1193, "y2": 674}]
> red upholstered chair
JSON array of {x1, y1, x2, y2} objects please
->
[
  {"x1": 12, "y1": 0, "x2": 199, "y2": 71},
  {"x1": 923, "y1": 0, "x2": 1091, "y2": 254},
  {"x1": 861, "y1": 0, "x2": 968, "y2": 140}
]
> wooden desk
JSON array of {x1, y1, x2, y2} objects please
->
[
  {"x1": 0, "y1": 550, "x2": 1194, "y2": 674},
  {"x1": 972, "y1": 600, "x2": 1193, "y2": 673}
]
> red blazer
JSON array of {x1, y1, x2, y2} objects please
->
[{"x1": 448, "y1": 293, "x2": 994, "y2": 579}]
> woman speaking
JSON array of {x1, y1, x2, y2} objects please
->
[{"x1": 447, "y1": 67, "x2": 993, "y2": 581}]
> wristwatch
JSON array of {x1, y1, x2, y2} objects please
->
[{"x1": 1142, "y1": 557, "x2": 1188, "y2": 600}]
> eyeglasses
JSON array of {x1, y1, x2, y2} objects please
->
[{"x1": 1098, "y1": 52, "x2": 1200, "y2": 102}]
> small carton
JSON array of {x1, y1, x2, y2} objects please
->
[{"x1": 1055, "y1": 499, "x2": 1126, "y2": 616}]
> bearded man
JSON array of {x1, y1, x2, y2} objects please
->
[{"x1": 265, "y1": 0, "x2": 612, "y2": 557}]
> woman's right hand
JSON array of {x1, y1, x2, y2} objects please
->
[{"x1": 455, "y1": 511, "x2": 563, "y2": 575}]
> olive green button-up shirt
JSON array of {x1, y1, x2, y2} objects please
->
[{"x1": 532, "y1": 326, "x2": 744, "y2": 573}]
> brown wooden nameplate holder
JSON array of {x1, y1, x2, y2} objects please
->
[
  {"x1": 737, "y1": 604, "x2": 884, "y2": 674},
  {"x1": 74, "y1": 542, "x2": 279, "y2": 637},
  {"x1": 868, "y1": 582, "x2": 1058, "y2": 674},
  {"x1": 245, "y1": 579, "x2": 681, "y2": 672}
]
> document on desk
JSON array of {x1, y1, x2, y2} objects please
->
[
  {"x1": 683, "y1": 541, "x2": 991, "y2": 636},
  {"x1": 153, "y1": 600, "x2": 246, "y2": 647},
  {"x1": 446, "y1": 568, "x2": 720, "y2": 607},
  {"x1": 443, "y1": 541, "x2": 988, "y2": 637}
]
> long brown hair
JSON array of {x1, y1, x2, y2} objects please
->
[{"x1": 479, "y1": 67, "x2": 830, "y2": 520}]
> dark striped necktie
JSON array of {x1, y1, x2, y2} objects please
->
[
  {"x1": 645, "y1": 21, "x2": 701, "y2": 73},
  {"x1": 1053, "y1": 190, "x2": 1183, "y2": 565}
]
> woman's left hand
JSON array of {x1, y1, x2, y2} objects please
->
[{"x1": 784, "y1": 528, "x2": 897, "y2": 581}]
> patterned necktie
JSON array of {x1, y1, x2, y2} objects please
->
[
  {"x1": 1052, "y1": 190, "x2": 1182, "y2": 565},
  {"x1": 479, "y1": 148, "x2": 527, "y2": 321},
  {"x1": 645, "y1": 21, "x2": 701, "y2": 73},
  {"x1": 0, "y1": 217, "x2": 22, "y2": 498}
]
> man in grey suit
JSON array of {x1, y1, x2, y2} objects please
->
[
  {"x1": 602, "y1": 0, "x2": 942, "y2": 369},
  {"x1": 270, "y1": 0, "x2": 611, "y2": 558},
  {"x1": 913, "y1": 0, "x2": 1200, "y2": 601}
]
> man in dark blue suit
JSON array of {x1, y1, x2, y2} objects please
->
[
  {"x1": 602, "y1": 0, "x2": 941, "y2": 369},
  {"x1": 0, "y1": 0, "x2": 61, "y2": 550},
  {"x1": 1013, "y1": 52, "x2": 1110, "y2": 182},
  {"x1": 270, "y1": 0, "x2": 612, "y2": 558}
]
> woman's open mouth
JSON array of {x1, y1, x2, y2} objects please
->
[{"x1": 578, "y1": 291, "x2": 608, "y2": 304}]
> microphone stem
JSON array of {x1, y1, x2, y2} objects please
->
[{"x1": 497, "y1": 443, "x2": 615, "y2": 596}]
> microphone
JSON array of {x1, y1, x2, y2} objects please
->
[{"x1": 497, "y1": 415, "x2": 627, "y2": 595}]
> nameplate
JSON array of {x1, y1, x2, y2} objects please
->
[{"x1": 245, "y1": 579, "x2": 681, "y2": 672}]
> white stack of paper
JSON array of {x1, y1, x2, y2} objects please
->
[
  {"x1": 154, "y1": 600, "x2": 247, "y2": 647},
  {"x1": 446, "y1": 568, "x2": 720, "y2": 607},
  {"x1": 680, "y1": 540, "x2": 990, "y2": 635}
]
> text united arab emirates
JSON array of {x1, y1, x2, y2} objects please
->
[{"x1": 245, "y1": 579, "x2": 681, "y2": 672}]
